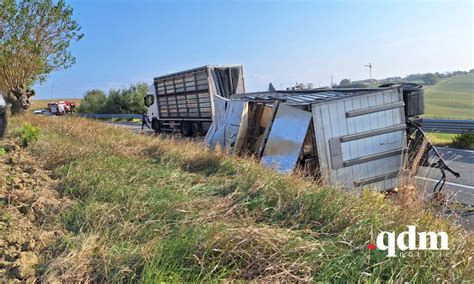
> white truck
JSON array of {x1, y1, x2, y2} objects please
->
[{"x1": 144, "y1": 65, "x2": 245, "y2": 136}]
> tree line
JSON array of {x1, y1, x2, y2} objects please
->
[
  {"x1": 403, "y1": 70, "x2": 474, "y2": 85},
  {"x1": 78, "y1": 83, "x2": 148, "y2": 114},
  {"x1": 336, "y1": 69, "x2": 474, "y2": 88}
]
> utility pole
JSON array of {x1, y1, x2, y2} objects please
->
[
  {"x1": 364, "y1": 63, "x2": 373, "y2": 79},
  {"x1": 331, "y1": 75, "x2": 334, "y2": 88}
]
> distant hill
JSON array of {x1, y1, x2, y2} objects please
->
[{"x1": 423, "y1": 74, "x2": 473, "y2": 119}]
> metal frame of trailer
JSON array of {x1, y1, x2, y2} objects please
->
[{"x1": 205, "y1": 85, "x2": 462, "y2": 192}]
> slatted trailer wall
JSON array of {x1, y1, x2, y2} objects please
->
[
  {"x1": 312, "y1": 88, "x2": 406, "y2": 191},
  {"x1": 150, "y1": 65, "x2": 245, "y2": 135},
  {"x1": 155, "y1": 67, "x2": 212, "y2": 120}
]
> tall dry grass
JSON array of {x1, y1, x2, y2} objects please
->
[{"x1": 7, "y1": 114, "x2": 474, "y2": 282}]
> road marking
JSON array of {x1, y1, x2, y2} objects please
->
[
  {"x1": 438, "y1": 147, "x2": 474, "y2": 154},
  {"x1": 415, "y1": 176, "x2": 474, "y2": 190}
]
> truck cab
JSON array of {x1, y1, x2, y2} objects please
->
[{"x1": 144, "y1": 84, "x2": 160, "y2": 132}]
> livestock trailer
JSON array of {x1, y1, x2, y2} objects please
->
[
  {"x1": 205, "y1": 85, "x2": 458, "y2": 191},
  {"x1": 145, "y1": 65, "x2": 245, "y2": 136}
]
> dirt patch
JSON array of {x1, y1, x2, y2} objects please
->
[{"x1": 0, "y1": 138, "x2": 71, "y2": 282}]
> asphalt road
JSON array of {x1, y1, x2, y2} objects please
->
[
  {"x1": 106, "y1": 121, "x2": 155, "y2": 134},
  {"x1": 416, "y1": 147, "x2": 473, "y2": 228},
  {"x1": 417, "y1": 147, "x2": 473, "y2": 199},
  {"x1": 110, "y1": 121, "x2": 474, "y2": 228}
]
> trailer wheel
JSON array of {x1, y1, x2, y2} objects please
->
[
  {"x1": 191, "y1": 122, "x2": 200, "y2": 134},
  {"x1": 180, "y1": 121, "x2": 195, "y2": 137},
  {"x1": 0, "y1": 108, "x2": 7, "y2": 138},
  {"x1": 151, "y1": 119, "x2": 161, "y2": 133}
]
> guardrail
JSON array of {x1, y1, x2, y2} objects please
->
[
  {"x1": 421, "y1": 119, "x2": 474, "y2": 134},
  {"x1": 77, "y1": 113, "x2": 141, "y2": 119}
]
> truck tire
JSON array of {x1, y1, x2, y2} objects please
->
[
  {"x1": 0, "y1": 107, "x2": 6, "y2": 138},
  {"x1": 152, "y1": 118, "x2": 161, "y2": 133},
  {"x1": 191, "y1": 122, "x2": 200, "y2": 134},
  {"x1": 180, "y1": 121, "x2": 195, "y2": 137}
]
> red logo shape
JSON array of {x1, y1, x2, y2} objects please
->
[{"x1": 368, "y1": 243, "x2": 376, "y2": 250}]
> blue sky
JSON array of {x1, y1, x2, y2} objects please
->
[{"x1": 34, "y1": 0, "x2": 473, "y2": 99}]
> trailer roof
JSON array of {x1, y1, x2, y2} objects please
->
[
  {"x1": 153, "y1": 65, "x2": 244, "y2": 81},
  {"x1": 231, "y1": 86, "x2": 401, "y2": 106}
]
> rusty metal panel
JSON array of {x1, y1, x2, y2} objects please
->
[
  {"x1": 233, "y1": 102, "x2": 277, "y2": 155},
  {"x1": 260, "y1": 104, "x2": 312, "y2": 174},
  {"x1": 233, "y1": 102, "x2": 250, "y2": 153}
]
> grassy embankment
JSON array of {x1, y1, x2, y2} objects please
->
[
  {"x1": 368, "y1": 73, "x2": 473, "y2": 120},
  {"x1": 423, "y1": 74, "x2": 473, "y2": 149},
  {"x1": 426, "y1": 133, "x2": 474, "y2": 150},
  {"x1": 370, "y1": 74, "x2": 473, "y2": 148},
  {"x1": 4, "y1": 114, "x2": 472, "y2": 282},
  {"x1": 423, "y1": 74, "x2": 473, "y2": 120}
]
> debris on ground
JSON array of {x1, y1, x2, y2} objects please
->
[{"x1": 0, "y1": 138, "x2": 71, "y2": 282}]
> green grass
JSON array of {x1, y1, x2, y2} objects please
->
[
  {"x1": 8, "y1": 114, "x2": 474, "y2": 282},
  {"x1": 366, "y1": 74, "x2": 473, "y2": 119},
  {"x1": 426, "y1": 133, "x2": 456, "y2": 146},
  {"x1": 451, "y1": 133, "x2": 474, "y2": 149},
  {"x1": 423, "y1": 74, "x2": 474, "y2": 119},
  {"x1": 426, "y1": 133, "x2": 474, "y2": 150}
]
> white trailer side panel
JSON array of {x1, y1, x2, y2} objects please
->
[{"x1": 312, "y1": 88, "x2": 406, "y2": 191}]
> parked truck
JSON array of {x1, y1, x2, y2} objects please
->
[{"x1": 144, "y1": 65, "x2": 245, "y2": 136}]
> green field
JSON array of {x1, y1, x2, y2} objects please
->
[{"x1": 423, "y1": 74, "x2": 474, "y2": 119}]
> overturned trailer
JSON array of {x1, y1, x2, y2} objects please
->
[{"x1": 206, "y1": 85, "x2": 459, "y2": 191}]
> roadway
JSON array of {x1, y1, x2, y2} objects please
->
[
  {"x1": 416, "y1": 147, "x2": 473, "y2": 229},
  {"x1": 104, "y1": 121, "x2": 154, "y2": 133}
]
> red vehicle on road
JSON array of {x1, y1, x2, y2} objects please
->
[{"x1": 47, "y1": 101, "x2": 76, "y2": 115}]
